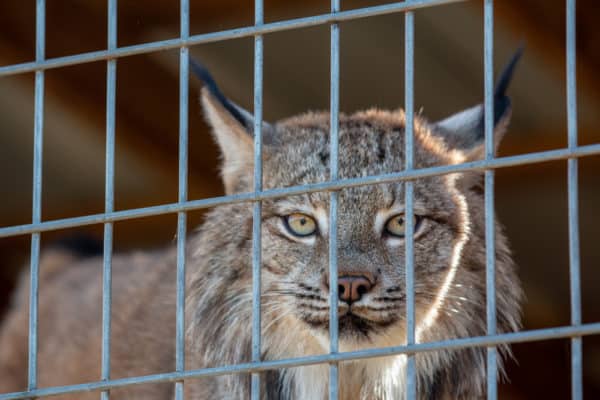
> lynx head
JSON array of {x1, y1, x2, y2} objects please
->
[{"x1": 190, "y1": 52, "x2": 522, "y2": 359}]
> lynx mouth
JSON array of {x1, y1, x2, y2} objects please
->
[{"x1": 303, "y1": 312, "x2": 395, "y2": 339}]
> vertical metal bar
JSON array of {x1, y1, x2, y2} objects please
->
[
  {"x1": 250, "y1": 0, "x2": 264, "y2": 398},
  {"x1": 328, "y1": 0, "x2": 340, "y2": 399},
  {"x1": 404, "y1": 10, "x2": 417, "y2": 400},
  {"x1": 28, "y1": 0, "x2": 45, "y2": 395},
  {"x1": 101, "y1": 1, "x2": 117, "y2": 399},
  {"x1": 483, "y1": 1, "x2": 497, "y2": 399},
  {"x1": 566, "y1": 1, "x2": 582, "y2": 399},
  {"x1": 175, "y1": 1, "x2": 190, "y2": 399}
]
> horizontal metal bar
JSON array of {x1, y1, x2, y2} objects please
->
[
  {"x1": 2, "y1": 322, "x2": 599, "y2": 400},
  {"x1": 0, "y1": 143, "x2": 598, "y2": 239},
  {"x1": 0, "y1": 0, "x2": 463, "y2": 78}
]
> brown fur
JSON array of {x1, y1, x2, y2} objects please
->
[{"x1": 0, "y1": 88, "x2": 522, "y2": 399}]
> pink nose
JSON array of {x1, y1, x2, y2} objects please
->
[{"x1": 337, "y1": 275, "x2": 373, "y2": 304}]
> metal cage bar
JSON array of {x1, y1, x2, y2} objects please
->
[
  {"x1": 3, "y1": 323, "x2": 600, "y2": 400},
  {"x1": 483, "y1": 0, "x2": 498, "y2": 400},
  {"x1": 0, "y1": 0, "x2": 590, "y2": 399},
  {"x1": 101, "y1": 0, "x2": 117, "y2": 399},
  {"x1": 404, "y1": 9, "x2": 417, "y2": 400},
  {"x1": 566, "y1": 0, "x2": 582, "y2": 399},
  {"x1": 0, "y1": 0, "x2": 465, "y2": 78},
  {"x1": 1, "y1": 145, "x2": 598, "y2": 240},
  {"x1": 483, "y1": 1, "x2": 498, "y2": 399},
  {"x1": 175, "y1": 0, "x2": 190, "y2": 399},
  {"x1": 250, "y1": 0, "x2": 264, "y2": 398},
  {"x1": 328, "y1": 0, "x2": 341, "y2": 398},
  {"x1": 27, "y1": 0, "x2": 45, "y2": 395}
]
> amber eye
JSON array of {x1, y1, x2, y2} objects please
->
[
  {"x1": 384, "y1": 214, "x2": 420, "y2": 238},
  {"x1": 283, "y1": 213, "x2": 318, "y2": 237}
]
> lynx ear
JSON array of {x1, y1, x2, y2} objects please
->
[
  {"x1": 191, "y1": 59, "x2": 275, "y2": 194},
  {"x1": 433, "y1": 47, "x2": 523, "y2": 161}
]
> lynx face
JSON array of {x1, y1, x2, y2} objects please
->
[
  {"x1": 258, "y1": 114, "x2": 468, "y2": 348},
  {"x1": 188, "y1": 54, "x2": 522, "y2": 397}
]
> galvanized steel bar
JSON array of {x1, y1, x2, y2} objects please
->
[
  {"x1": 0, "y1": 144, "x2": 599, "y2": 240},
  {"x1": 101, "y1": 1, "x2": 117, "y2": 399},
  {"x1": 404, "y1": 9, "x2": 417, "y2": 400},
  {"x1": 250, "y1": 0, "x2": 264, "y2": 398},
  {"x1": 483, "y1": 1, "x2": 497, "y2": 399},
  {"x1": 28, "y1": 0, "x2": 45, "y2": 394},
  {"x1": 566, "y1": 0, "x2": 582, "y2": 399},
  {"x1": 3, "y1": 322, "x2": 600, "y2": 400},
  {"x1": 175, "y1": 1, "x2": 190, "y2": 399},
  {"x1": 328, "y1": 0, "x2": 341, "y2": 398},
  {"x1": 0, "y1": 0, "x2": 465, "y2": 78}
]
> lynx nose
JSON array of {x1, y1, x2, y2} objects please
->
[{"x1": 337, "y1": 275, "x2": 373, "y2": 304}]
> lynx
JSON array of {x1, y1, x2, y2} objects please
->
[{"x1": 0, "y1": 51, "x2": 523, "y2": 399}]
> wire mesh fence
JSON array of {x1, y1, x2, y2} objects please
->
[{"x1": 0, "y1": 0, "x2": 596, "y2": 399}]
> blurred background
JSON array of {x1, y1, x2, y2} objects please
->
[{"x1": 0, "y1": 0, "x2": 599, "y2": 398}]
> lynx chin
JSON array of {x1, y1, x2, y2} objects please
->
[{"x1": 0, "y1": 51, "x2": 523, "y2": 399}]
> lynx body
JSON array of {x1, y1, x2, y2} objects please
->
[{"x1": 0, "y1": 53, "x2": 523, "y2": 399}]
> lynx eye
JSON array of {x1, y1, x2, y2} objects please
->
[
  {"x1": 384, "y1": 214, "x2": 420, "y2": 238},
  {"x1": 283, "y1": 213, "x2": 317, "y2": 237}
]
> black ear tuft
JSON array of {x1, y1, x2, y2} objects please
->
[
  {"x1": 494, "y1": 46, "x2": 524, "y2": 102},
  {"x1": 433, "y1": 47, "x2": 524, "y2": 152},
  {"x1": 190, "y1": 58, "x2": 253, "y2": 132},
  {"x1": 492, "y1": 45, "x2": 524, "y2": 128}
]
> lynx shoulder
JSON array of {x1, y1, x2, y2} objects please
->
[{"x1": 0, "y1": 51, "x2": 523, "y2": 400}]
